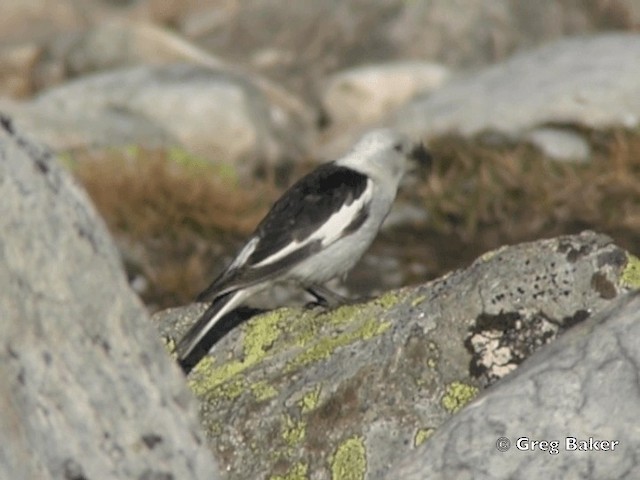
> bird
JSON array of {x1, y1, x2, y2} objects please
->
[{"x1": 177, "y1": 128, "x2": 431, "y2": 373}]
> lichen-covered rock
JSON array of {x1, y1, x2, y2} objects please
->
[
  {"x1": 391, "y1": 291, "x2": 640, "y2": 480},
  {"x1": 155, "y1": 231, "x2": 636, "y2": 480},
  {"x1": 0, "y1": 119, "x2": 220, "y2": 479}
]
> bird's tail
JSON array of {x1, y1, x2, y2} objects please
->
[{"x1": 177, "y1": 289, "x2": 248, "y2": 373}]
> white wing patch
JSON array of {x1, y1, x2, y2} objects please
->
[
  {"x1": 253, "y1": 180, "x2": 373, "y2": 268},
  {"x1": 229, "y1": 236, "x2": 259, "y2": 270}
]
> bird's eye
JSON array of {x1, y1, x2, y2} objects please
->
[{"x1": 393, "y1": 143, "x2": 403, "y2": 153}]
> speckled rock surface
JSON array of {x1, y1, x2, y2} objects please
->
[
  {"x1": 391, "y1": 291, "x2": 640, "y2": 480},
  {"x1": 155, "y1": 231, "x2": 636, "y2": 480},
  {"x1": 0, "y1": 119, "x2": 220, "y2": 479}
]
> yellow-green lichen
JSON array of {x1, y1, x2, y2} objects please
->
[
  {"x1": 205, "y1": 375, "x2": 245, "y2": 401},
  {"x1": 251, "y1": 380, "x2": 278, "y2": 401},
  {"x1": 331, "y1": 436, "x2": 367, "y2": 480},
  {"x1": 162, "y1": 336, "x2": 177, "y2": 357},
  {"x1": 441, "y1": 382, "x2": 478, "y2": 413},
  {"x1": 299, "y1": 385, "x2": 322, "y2": 413},
  {"x1": 282, "y1": 414, "x2": 306, "y2": 447},
  {"x1": 479, "y1": 245, "x2": 505, "y2": 263},
  {"x1": 621, "y1": 253, "x2": 640, "y2": 289},
  {"x1": 376, "y1": 290, "x2": 406, "y2": 309},
  {"x1": 269, "y1": 462, "x2": 309, "y2": 480},
  {"x1": 326, "y1": 304, "x2": 366, "y2": 327},
  {"x1": 411, "y1": 294, "x2": 427, "y2": 307},
  {"x1": 187, "y1": 310, "x2": 287, "y2": 400},
  {"x1": 287, "y1": 317, "x2": 391, "y2": 371},
  {"x1": 425, "y1": 342, "x2": 439, "y2": 369},
  {"x1": 414, "y1": 428, "x2": 435, "y2": 447},
  {"x1": 243, "y1": 310, "x2": 287, "y2": 364}
]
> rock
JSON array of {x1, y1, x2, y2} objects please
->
[
  {"x1": 386, "y1": 0, "x2": 640, "y2": 68},
  {"x1": 21, "y1": 20, "x2": 314, "y2": 166},
  {"x1": 526, "y1": 127, "x2": 591, "y2": 163},
  {"x1": 391, "y1": 34, "x2": 640, "y2": 139},
  {"x1": 0, "y1": 0, "x2": 88, "y2": 43},
  {"x1": 3, "y1": 64, "x2": 295, "y2": 172},
  {"x1": 171, "y1": 0, "x2": 640, "y2": 101},
  {"x1": 322, "y1": 61, "x2": 450, "y2": 127},
  {"x1": 0, "y1": 94, "x2": 178, "y2": 149},
  {"x1": 154, "y1": 231, "x2": 635, "y2": 479},
  {"x1": 391, "y1": 291, "x2": 640, "y2": 480},
  {"x1": 0, "y1": 118, "x2": 220, "y2": 479},
  {"x1": 61, "y1": 20, "x2": 227, "y2": 76},
  {"x1": 0, "y1": 43, "x2": 42, "y2": 98}
]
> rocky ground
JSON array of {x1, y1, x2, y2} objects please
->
[{"x1": 1, "y1": 1, "x2": 640, "y2": 479}]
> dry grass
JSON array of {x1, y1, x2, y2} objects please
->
[
  {"x1": 73, "y1": 147, "x2": 269, "y2": 238},
  {"x1": 70, "y1": 147, "x2": 278, "y2": 307},
  {"x1": 422, "y1": 129, "x2": 640, "y2": 246},
  {"x1": 69, "y1": 130, "x2": 640, "y2": 309}
]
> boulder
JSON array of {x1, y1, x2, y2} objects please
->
[
  {"x1": 391, "y1": 291, "x2": 640, "y2": 479},
  {"x1": 155, "y1": 231, "x2": 636, "y2": 479},
  {"x1": 392, "y1": 34, "x2": 640, "y2": 141},
  {"x1": 0, "y1": 118, "x2": 220, "y2": 479},
  {"x1": 2, "y1": 64, "x2": 296, "y2": 173}
]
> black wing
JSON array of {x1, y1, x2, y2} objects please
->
[
  {"x1": 249, "y1": 163, "x2": 369, "y2": 263},
  {"x1": 197, "y1": 163, "x2": 369, "y2": 301}
]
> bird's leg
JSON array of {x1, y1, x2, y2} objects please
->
[{"x1": 305, "y1": 285, "x2": 352, "y2": 308}]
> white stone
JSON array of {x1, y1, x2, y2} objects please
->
[{"x1": 526, "y1": 127, "x2": 591, "y2": 163}]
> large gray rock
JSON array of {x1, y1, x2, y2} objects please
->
[
  {"x1": 392, "y1": 34, "x2": 640, "y2": 139},
  {"x1": 391, "y1": 291, "x2": 640, "y2": 480},
  {"x1": 155, "y1": 231, "x2": 635, "y2": 479},
  {"x1": 1, "y1": 64, "x2": 293, "y2": 172},
  {"x1": 0, "y1": 119, "x2": 220, "y2": 479},
  {"x1": 3, "y1": 19, "x2": 315, "y2": 168}
]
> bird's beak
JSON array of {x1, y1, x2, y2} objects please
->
[{"x1": 409, "y1": 142, "x2": 432, "y2": 176}]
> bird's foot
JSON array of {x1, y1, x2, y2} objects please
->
[{"x1": 305, "y1": 285, "x2": 369, "y2": 309}]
